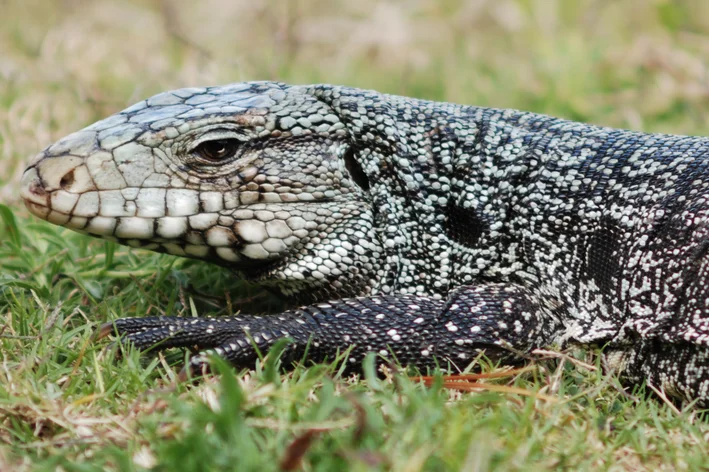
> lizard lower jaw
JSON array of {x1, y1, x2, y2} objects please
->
[{"x1": 23, "y1": 200, "x2": 50, "y2": 219}]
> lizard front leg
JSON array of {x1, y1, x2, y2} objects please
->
[{"x1": 99, "y1": 283, "x2": 559, "y2": 375}]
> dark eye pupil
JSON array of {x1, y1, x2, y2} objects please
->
[{"x1": 196, "y1": 139, "x2": 239, "y2": 161}]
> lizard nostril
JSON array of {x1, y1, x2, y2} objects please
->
[{"x1": 59, "y1": 169, "x2": 75, "y2": 190}]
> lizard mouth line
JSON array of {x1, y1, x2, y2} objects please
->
[
  {"x1": 23, "y1": 198, "x2": 346, "y2": 220},
  {"x1": 23, "y1": 197, "x2": 316, "y2": 267},
  {"x1": 22, "y1": 195, "x2": 346, "y2": 218}
]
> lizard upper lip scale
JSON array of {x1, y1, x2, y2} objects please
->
[{"x1": 22, "y1": 81, "x2": 709, "y2": 406}]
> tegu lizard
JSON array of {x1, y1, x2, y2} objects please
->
[{"x1": 20, "y1": 82, "x2": 709, "y2": 406}]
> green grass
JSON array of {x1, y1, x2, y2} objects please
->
[{"x1": 4, "y1": 0, "x2": 709, "y2": 470}]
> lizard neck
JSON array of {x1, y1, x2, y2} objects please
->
[{"x1": 302, "y1": 85, "x2": 548, "y2": 300}]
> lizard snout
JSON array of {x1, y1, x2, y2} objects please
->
[
  {"x1": 21, "y1": 153, "x2": 96, "y2": 224},
  {"x1": 20, "y1": 165, "x2": 50, "y2": 218}
]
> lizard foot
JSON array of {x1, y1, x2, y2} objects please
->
[{"x1": 97, "y1": 314, "x2": 305, "y2": 375}]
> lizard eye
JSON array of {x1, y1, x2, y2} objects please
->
[{"x1": 193, "y1": 138, "x2": 241, "y2": 162}]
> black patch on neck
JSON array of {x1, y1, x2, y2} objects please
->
[
  {"x1": 344, "y1": 147, "x2": 370, "y2": 191},
  {"x1": 443, "y1": 200, "x2": 486, "y2": 248}
]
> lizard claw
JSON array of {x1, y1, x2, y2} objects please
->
[
  {"x1": 177, "y1": 363, "x2": 192, "y2": 383},
  {"x1": 178, "y1": 354, "x2": 211, "y2": 382},
  {"x1": 96, "y1": 321, "x2": 116, "y2": 341}
]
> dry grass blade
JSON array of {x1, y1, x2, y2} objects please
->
[
  {"x1": 646, "y1": 383, "x2": 683, "y2": 416},
  {"x1": 279, "y1": 430, "x2": 319, "y2": 471},
  {"x1": 410, "y1": 366, "x2": 535, "y2": 383},
  {"x1": 435, "y1": 381, "x2": 558, "y2": 403},
  {"x1": 412, "y1": 367, "x2": 558, "y2": 403}
]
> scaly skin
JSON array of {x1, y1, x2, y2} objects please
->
[{"x1": 20, "y1": 81, "x2": 709, "y2": 405}]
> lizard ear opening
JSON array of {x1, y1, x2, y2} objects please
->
[{"x1": 343, "y1": 147, "x2": 370, "y2": 191}]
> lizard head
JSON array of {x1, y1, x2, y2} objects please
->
[{"x1": 20, "y1": 81, "x2": 382, "y2": 300}]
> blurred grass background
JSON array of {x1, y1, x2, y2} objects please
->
[{"x1": 3, "y1": 0, "x2": 709, "y2": 470}]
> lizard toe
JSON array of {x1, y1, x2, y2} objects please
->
[
  {"x1": 96, "y1": 315, "x2": 254, "y2": 351},
  {"x1": 96, "y1": 316, "x2": 177, "y2": 340}
]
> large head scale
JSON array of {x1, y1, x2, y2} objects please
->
[{"x1": 20, "y1": 82, "x2": 382, "y2": 301}]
